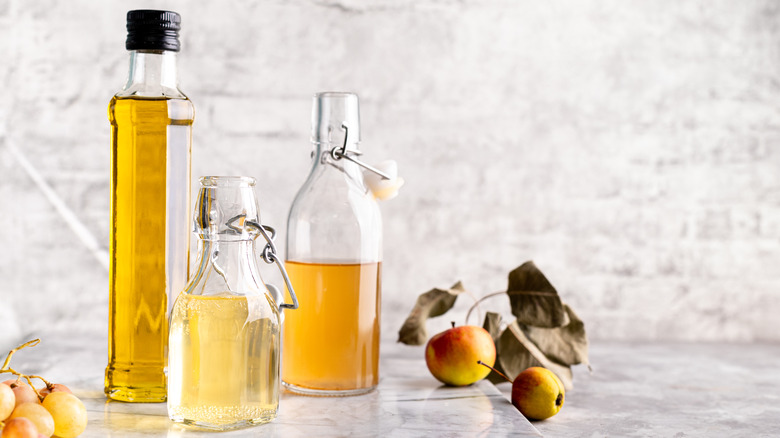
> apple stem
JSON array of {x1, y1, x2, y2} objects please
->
[
  {"x1": 451, "y1": 321, "x2": 456, "y2": 329},
  {"x1": 476, "y1": 360, "x2": 512, "y2": 383}
]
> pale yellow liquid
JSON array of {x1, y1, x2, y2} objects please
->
[
  {"x1": 282, "y1": 262, "x2": 381, "y2": 394},
  {"x1": 168, "y1": 293, "x2": 280, "y2": 430},
  {"x1": 106, "y1": 96, "x2": 193, "y2": 402}
]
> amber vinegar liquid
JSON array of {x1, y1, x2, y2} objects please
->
[
  {"x1": 168, "y1": 293, "x2": 280, "y2": 429},
  {"x1": 282, "y1": 261, "x2": 381, "y2": 394},
  {"x1": 106, "y1": 96, "x2": 193, "y2": 402}
]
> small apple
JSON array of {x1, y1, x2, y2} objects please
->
[
  {"x1": 425, "y1": 323, "x2": 497, "y2": 386},
  {"x1": 511, "y1": 366, "x2": 565, "y2": 420}
]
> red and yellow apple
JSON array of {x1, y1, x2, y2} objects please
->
[
  {"x1": 425, "y1": 324, "x2": 497, "y2": 386},
  {"x1": 511, "y1": 366, "x2": 565, "y2": 420}
]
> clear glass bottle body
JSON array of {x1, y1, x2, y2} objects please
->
[
  {"x1": 168, "y1": 177, "x2": 281, "y2": 430},
  {"x1": 106, "y1": 49, "x2": 193, "y2": 402},
  {"x1": 283, "y1": 93, "x2": 383, "y2": 396}
]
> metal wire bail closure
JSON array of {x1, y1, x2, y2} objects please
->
[
  {"x1": 246, "y1": 220, "x2": 299, "y2": 310},
  {"x1": 330, "y1": 123, "x2": 391, "y2": 180}
]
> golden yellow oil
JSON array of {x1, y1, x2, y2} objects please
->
[
  {"x1": 282, "y1": 261, "x2": 381, "y2": 394},
  {"x1": 168, "y1": 293, "x2": 280, "y2": 429},
  {"x1": 106, "y1": 96, "x2": 193, "y2": 402}
]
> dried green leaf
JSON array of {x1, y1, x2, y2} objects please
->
[
  {"x1": 397, "y1": 281, "x2": 466, "y2": 345},
  {"x1": 482, "y1": 312, "x2": 507, "y2": 383},
  {"x1": 524, "y1": 304, "x2": 589, "y2": 367},
  {"x1": 482, "y1": 312, "x2": 502, "y2": 344},
  {"x1": 497, "y1": 320, "x2": 573, "y2": 390},
  {"x1": 496, "y1": 325, "x2": 540, "y2": 381},
  {"x1": 507, "y1": 261, "x2": 567, "y2": 328}
]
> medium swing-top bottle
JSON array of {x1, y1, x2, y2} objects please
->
[{"x1": 283, "y1": 92, "x2": 383, "y2": 396}]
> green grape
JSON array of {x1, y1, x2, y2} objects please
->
[
  {"x1": 1, "y1": 381, "x2": 40, "y2": 407},
  {"x1": 10, "y1": 402, "x2": 55, "y2": 437},
  {"x1": 1, "y1": 417, "x2": 39, "y2": 438},
  {"x1": 0, "y1": 382, "x2": 15, "y2": 420},
  {"x1": 41, "y1": 392, "x2": 86, "y2": 438},
  {"x1": 38, "y1": 384, "x2": 71, "y2": 397}
]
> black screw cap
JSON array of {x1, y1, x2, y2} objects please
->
[{"x1": 125, "y1": 10, "x2": 181, "y2": 52}]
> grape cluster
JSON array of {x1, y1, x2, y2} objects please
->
[{"x1": 0, "y1": 340, "x2": 87, "y2": 438}]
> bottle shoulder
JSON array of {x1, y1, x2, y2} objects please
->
[
  {"x1": 171, "y1": 290, "x2": 280, "y2": 324},
  {"x1": 286, "y1": 153, "x2": 383, "y2": 261},
  {"x1": 288, "y1": 176, "x2": 380, "y2": 222},
  {"x1": 113, "y1": 84, "x2": 190, "y2": 100},
  {"x1": 108, "y1": 95, "x2": 194, "y2": 124}
]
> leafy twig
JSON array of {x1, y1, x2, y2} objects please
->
[
  {"x1": 465, "y1": 291, "x2": 505, "y2": 325},
  {"x1": 465, "y1": 290, "x2": 561, "y2": 326}
]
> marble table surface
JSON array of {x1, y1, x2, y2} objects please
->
[
  {"x1": 5, "y1": 332, "x2": 539, "y2": 437},
  {"x1": 525, "y1": 341, "x2": 780, "y2": 438},
  {"x1": 5, "y1": 333, "x2": 779, "y2": 437}
]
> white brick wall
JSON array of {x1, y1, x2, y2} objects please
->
[{"x1": 1, "y1": 0, "x2": 778, "y2": 348}]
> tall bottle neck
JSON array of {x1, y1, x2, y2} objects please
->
[{"x1": 122, "y1": 50, "x2": 181, "y2": 97}]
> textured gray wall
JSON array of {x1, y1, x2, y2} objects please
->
[{"x1": 1, "y1": 0, "x2": 779, "y2": 350}]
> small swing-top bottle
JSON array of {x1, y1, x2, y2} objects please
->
[{"x1": 168, "y1": 176, "x2": 297, "y2": 430}]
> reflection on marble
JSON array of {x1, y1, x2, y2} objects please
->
[{"x1": 7, "y1": 334, "x2": 540, "y2": 437}]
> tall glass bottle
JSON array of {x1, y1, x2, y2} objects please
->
[
  {"x1": 283, "y1": 92, "x2": 382, "y2": 396},
  {"x1": 106, "y1": 10, "x2": 194, "y2": 402},
  {"x1": 168, "y1": 177, "x2": 284, "y2": 430}
]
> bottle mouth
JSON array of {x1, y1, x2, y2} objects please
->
[
  {"x1": 195, "y1": 176, "x2": 261, "y2": 241},
  {"x1": 317, "y1": 91, "x2": 356, "y2": 99},
  {"x1": 199, "y1": 176, "x2": 256, "y2": 188},
  {"x1": 312, "y1": 92, "x2": 360, "y2": 145}
]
